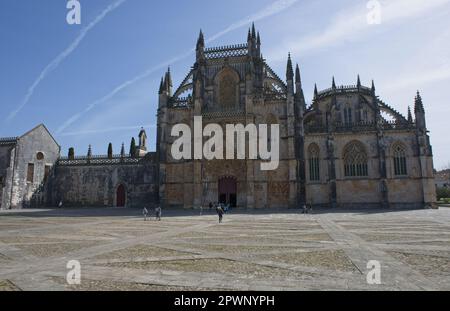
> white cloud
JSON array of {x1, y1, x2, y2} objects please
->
[
  {"x1": 383, "y1": 65, "x2": 450, "y2": 92},
  {"x1": 381, "y1": 24, "x2": 450, "y2": 92},
  {"x1": 56, "y1": 49, "x2": 193, "y2": 134},
  {"x1": 267, "y1": 0, "x2": 450, "y2": 61},
  {"x1": 207, "y1": 0, "x2": 299, "y2": 43},
  {"x1": 6, "y1": 0, "x2": 128, "y2": 121},
  {"x1": 57, "y1": 0, "x2": 300, "y2": 135},
  {"x1": 59, "y1": 124, "x2": 156, "y2": 137}
]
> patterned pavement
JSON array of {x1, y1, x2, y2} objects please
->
[{"x1": 0, "y1": 207, "x2": 449, "y2": 291}]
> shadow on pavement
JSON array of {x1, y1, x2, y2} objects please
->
[{"x1": 0, "y1": 205, "x2": 427, "y2": 219}]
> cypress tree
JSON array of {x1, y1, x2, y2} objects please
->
[
  {"x1": 107, "y1": 143, "x2": 113, "y2": 159},
  {"x1": 68, "y1": 147, "x2": 75, "y2": 160},
  {"x1": 129, "y1": 137, "x2": 136, "y2": 157}
]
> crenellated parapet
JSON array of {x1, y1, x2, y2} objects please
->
[
  {"x1": 57, "y1": 153, "x2": 157, "y2": 167},
  {"x1": 0, "y1": 137, "x2": 18, "y2": 146},
  {"x1": 204, "y1": 44, "x2": 249, "y2": 59},
  {"x1": 316, "y1": 84, "x2": 373, "y2": 99}
]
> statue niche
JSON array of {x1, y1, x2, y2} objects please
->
[{"x1": 215, "y1": 67, "x2": 239, "y2": 110}]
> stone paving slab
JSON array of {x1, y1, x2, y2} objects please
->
[{"x1": 0, "y1": 207, "x2": 449, "y2": 291}]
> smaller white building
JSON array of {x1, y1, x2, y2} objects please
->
[{"x1": 0, "y1": 124, "x2": 60, "y2": 209}]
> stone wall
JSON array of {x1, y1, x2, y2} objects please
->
[
  {"x1": 0, "y1": 145, "x2": 14, "y2": 209},
  {"x1": 51, "y1": 157, "x2": 158, "y2": 208},
  {"x1": 5, "y1": 125, "x2": 60, "y2": 209},
  {"x1": 304, "y1": 129, "x2": 431, "y2": 208}
]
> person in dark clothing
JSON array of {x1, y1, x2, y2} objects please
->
[
  {"x1": 155, "y1": 206, "x2": 162, "y2": 221},
  {"x1": 216, "y1": 205, "x2": 224, "y2": 223},
  {"x1": 302, "y1": 204, "x2": 308, "y2": 214}
]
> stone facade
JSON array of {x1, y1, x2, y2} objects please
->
[
  {"x1": 0, "y1": 26, "x2": 437, "y2": 210},
  {"x1": 50, "y1": 154, "x2": 157, "y2": 208},
  {"x1": 0, "y1": 125, "x2": 60, "y2": 209},
  {"x1": 156, "y1": 26, "x2": 436, "y2": 209},
  {"x1": 0, "y1": 125, "x2": 158, "y2": 210}
]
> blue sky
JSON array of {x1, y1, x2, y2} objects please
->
[{"x1": 1, "y1": 0, "x2": 449, "y2": 169}]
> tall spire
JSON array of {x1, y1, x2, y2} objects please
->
[
  {"x1": 251, "y1": 22, "x2": 256, "y2": 39},
  {"x1": 286, "y1": 53, "x2": 294, "y2": 81},
  {"x1": 295, "y1": 64, "x2": 301, "y2": 86},
  {"x1": 371, "y1": 79, "x2": 376, "y2": 93},
  {"x1": 163, "y1": 73, "x2": 167, "y2": 90},
  {"x1": 167, "y1": 67, "x2": 172, "y2": 86},
  {"x1": 407, "y1": 106, "x2": 413, "y2": 123},
  {"x1": 314, "y1": 84, "x2": 318, "y2": 99},
  {"x1": 196, "y1": 30, "x2": 205, "y2": 62},
  {"x1": 357, "y1": 74, "x2": 361, "y2": 88},
  {"x1": 295, "y1": 64, "x2": 304, "y2": 107},
  {"x1": 332, "y1": 76, "x2": 336, "y2": 89},
  {"x1": 164, "y1": 67, "x2": 172, "y2": 96},
  {"x1": 414, "y1": 91, "x2": 426, "y2": 130},
  {"x1": 158, "y1": 77, "x2": 164, "y2": 94},
  {"x1": 165, "y1": 67, "x2": 172, "y2": 87},
  {"x1": 257, "y1": 31, "x2": 261, "y2": 45},
  {"x1": 415, "y1": 91, "x2": 424, "y2": 113},
  {"x1": 247, "y1": 28, "x2": 252, "y2": 41},
  {"x1": 196, "y1": 29, "x2": 204, "y2": 49}
]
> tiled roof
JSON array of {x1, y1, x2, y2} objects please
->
[{"x1": 436, "y1": 170, "x2": 450, "y2": 181}]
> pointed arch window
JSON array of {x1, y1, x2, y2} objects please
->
[
  {"x1": 393, "y1": 143, "x2": 408, "y2": 176},
  {"x1": 343, "y1": 141, "x2": 368, "y2": 177},
  {"x1": 308, "y1": 144, "x2": 320, "y2": 181},
  {"x1": 343, "y1": 107, "x2": 353, "y2": 125},
  {"x1": 216, "y1": 68, "x2": 239, "y2": 109}
]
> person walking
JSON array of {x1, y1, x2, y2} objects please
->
[
  {"x1": 143, "y1": 207, "x2": 149, "y2": 221},
  {"x1": 308, "y1": 202, "x2": 313, "y2": 214},
  {"x1": 209, "y1": 202, "x2": 213, "y2": 211},
  {"x1": 302, "y1": 203, "x2": 308, "y2": 214},
  {"x1": 155, "y1": 206, "x2": 162, "y2": 221},
  {"x1": 216, "y1": 204, "x2": 224, "y2": 224}
]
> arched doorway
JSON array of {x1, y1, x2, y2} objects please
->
[
  {"x1": 116, "y1": 184, "x2": 126, "y2": 207},
  {"x1": 218, "y1": 177, "x2": 237, "y2": 207}
]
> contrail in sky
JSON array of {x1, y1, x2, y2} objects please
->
[
  {"x1": 56, "y1": 0, "x2": 299, "y2": 135},
  {"x1": 6, "y1": 0, "x2": 128, "y2": 122},
  {"x1": 59, "y1": 124, "x2": 156, "y2": 137}
]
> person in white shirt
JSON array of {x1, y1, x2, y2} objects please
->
[{"x1": 143, "y1": 207, "x2": 149, "y2": 221}]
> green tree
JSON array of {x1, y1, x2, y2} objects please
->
[
  {"x1": 129, "y1": 137, "x2": 136, "y2": 158},
  {"x1": 436, "y1": 187, "x2": 450, "y2": 201},
  {"x1": 107, "y1": 143, "x2": 113, "y2": 159},
  {"x1": 68, "y1": 147, "x2": 75, "y2": 160}
]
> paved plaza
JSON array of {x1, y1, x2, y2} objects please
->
[{"x1": 0, "y1": 207, "x2": 449, "y2": 291}]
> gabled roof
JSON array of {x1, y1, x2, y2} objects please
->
[{"x1": 19, "y1": 124, "x2": 60, "y2": 148}]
